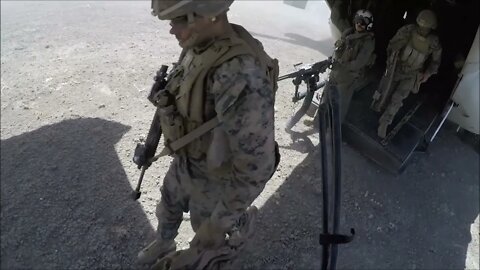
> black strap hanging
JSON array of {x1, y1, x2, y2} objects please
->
[{"x1": 317, "y1": 84, "x2": 355, "y2": 270}]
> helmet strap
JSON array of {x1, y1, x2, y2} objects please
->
[
  {"x1": 177, "y1": 13, "x2": 199, "y2": 49},
  {"x1": 182, "y1": 32, "x2": 200, "y2": 49},
  {"x1": 187, "y1": 12, "x2": 196, "y2": 24}
]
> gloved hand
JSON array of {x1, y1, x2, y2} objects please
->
[
  {"x1": 148, "y1": 88, "x2": 173, "y2": 108},
  {"x1": 190, "y1": 219, "x2": 226, "y2": 250},
  {"x1": 133, "y1": 143, "x2": 151, "y2": 169},
  {"x1": 147, "y1": 66, "x2": 170, "y2": 106},
  {"x1": 419, "y1": 73, "x2": 430, "y2": 83}
]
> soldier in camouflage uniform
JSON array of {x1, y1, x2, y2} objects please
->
[
  {"x1": 329, "y1": 9, "x2": 376, "y2": 121},
  {"x1": 377, "y1": 9, "x2": 442, "y2": 138},
  {"x1": 137, "y1": 0, "x2": 279, "y2": 269}
]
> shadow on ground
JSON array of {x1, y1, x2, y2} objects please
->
[
  {"x1": 252, "y1": 32, "x2": 334, "y2": 57},
  {"x1": 280, "y1": 130, "x2": 317, "y2": 154},
  {"x1": 1, "y1": 118, "x2": 155, "y2": 269},
  {"x1": 234, "y1": 123, "x2": 479, "y2": 269}
]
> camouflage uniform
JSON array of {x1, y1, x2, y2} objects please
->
[
  {"x1": 139, "y1": 21, "x2": 278, "y2": 268},
  {"x1": 157, "y1": 53, "x2": 276, "y2": 241},
  {"x1": 138, "y1": 0, "x2": 279, "y2": 270},
  {"x1": 330, "y1": 27, "x2": 375, "y2": 120},
  {"x1": 138, "y1": 2, "x2": 278, "y2": 267},
  {"x1": 378, "y1": 24, "x2": 442, "y2": 135}
]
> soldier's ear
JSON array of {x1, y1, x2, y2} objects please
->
[{"x1": 211, "y1": 13, "x2": 228, "y2": 24}]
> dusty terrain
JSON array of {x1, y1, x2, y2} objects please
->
[{"x1": 1, "y1": 1, "x2": 478, "y2": 270}]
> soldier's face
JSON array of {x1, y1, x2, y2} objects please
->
[
  {"x1": 416, "y1": 26, "x2": 431, "y2": 37},
  {"x1": 355, "y1": 22, "x2": 366, "y2": 32},
  {"x1": 169, "y1": 15, "x2": 213, "y2": 48},
  {"x1": 169, "y1": 16, "x2": 194, "y2": 47}
]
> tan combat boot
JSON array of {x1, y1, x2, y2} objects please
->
[
  {"x1": 137, "y1": 239, "x2": 176, "y2": 265},
  {"x1": 197, "y1": 207, "x2": 259, "y2": 267},
  {"x1": 377, "y1": 122, "x2": 388, "y2": 139},
  {"x1": 149, "y1": 207, "x2": 259, "y2": 270},
  {"x1": 239, "y1": 206, "x2": 258, "y2": 239},
  {"x1": 228, "y1": 206, "x2": 258, "y2": 248}
]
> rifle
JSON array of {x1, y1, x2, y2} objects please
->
[
  {"x1": 131, "y1": 65, "x2": 170, "y2": 200},
  {"x1": 380, "y1": 93, "x2": 425, "y2": 146},
  {"x1": 371, "y1": 50, "x2": 399, "y2": 112},
  {"x1": 317, "y1": 83, "x2": 354, "y2": 270},
  {"x1": 279, "y1": 58, "x2": 332, "y2": 131}
]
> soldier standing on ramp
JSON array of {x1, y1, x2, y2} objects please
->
[
  {"x1": 136, "y1": 0, "x2": 279, "y2": 269},
  {"x1": 329, "y1": 9, "x2": 376, "y2": 121},
  {"x1": 373, "y1": 9, "x2": 442, "y2": 138}
]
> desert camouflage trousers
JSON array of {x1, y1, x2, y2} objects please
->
[
  {"x1": 156, "y1": 154, "x2": 262, "y2": 241},
  {"x1": 379, "y1": 72, "x2": 417, "y2": 125},
  {"x1": 153, "y1": 155, "x2": 263, "y2": 269}
]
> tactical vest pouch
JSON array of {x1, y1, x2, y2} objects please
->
[
  {"x1": 399, "y1": 33, "x2": 430, "y2": 72},
  {"x1": 267, "y1": 58, "x2": 279, "y2": 96},
  {"x1": 150, "y1": 89, "x2": 174, "y2": 108},
  {"x1": 158, "y1": 105, "x2": 185, "y2": 152},
  {"x1": 165, "y1": 24, "x2": 279, "y2": 159},
  {"x1": 184, "y1": 121, "x2": 210, "y2": 159}
]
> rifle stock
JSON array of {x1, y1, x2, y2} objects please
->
[{"x1": 371, "y1": 51, "x2": 399, "y2": 112}]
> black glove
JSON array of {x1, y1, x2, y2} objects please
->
[
  {"x1": 147, "y1": 80, "x2": 168, "y2": 106},
  {"x1": 147, "y1": 66, "x2": 171, "y2": 106},
  {"x1": 133, "y1": 143, "x2": 151, "y2": 169}
]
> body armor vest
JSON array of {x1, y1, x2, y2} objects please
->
[
  {"x1": 400, "y1": 30, "x2": 432, "y2": 72},
  {"x1": 160, "y1": 24, "x2": 278, "y2": 158},
  {"x1": 335, "y1": 29, "x2": 374, "y2": 65}
]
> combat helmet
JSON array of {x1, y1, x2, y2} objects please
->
[
  {"x1": 151, "y1": 0, "x2": 234, "y2": 20},
  {"x1": 354, "y1": 9, "x2": 374, "y2": 31},
  {"x1": 416, "y1": 9, "x2": 437, "y2": 30}
]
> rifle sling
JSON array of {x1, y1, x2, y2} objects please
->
[{"x1": 152, "y1": 117, "x2": 220, "y2": 161}]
